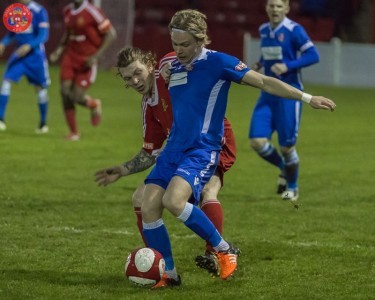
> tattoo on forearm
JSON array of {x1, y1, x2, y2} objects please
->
[{"x1": 123, "y1": 149, "x2": 155, "y2": 175}]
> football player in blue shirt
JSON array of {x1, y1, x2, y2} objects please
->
[
  {"x1": 249, "y1": 0, "x2": 320, "y2": 202},
  {"x1": 0, "y1": 0, "x2": 50, "y2": 133},
  {"x1": 141, "y1": 9, "x2": 335, "y2": 288}
]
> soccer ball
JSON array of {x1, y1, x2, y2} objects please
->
[{"x1": 125, "y1": 247, "x2": 165, "y2": 286}]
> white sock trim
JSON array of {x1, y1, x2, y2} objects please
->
[
  {"x1": 177, "y1": 202, "x2": 193, "y2": 222},
  {"x1": 142, "y1": 218, "x2": 164, "y2": 230}
]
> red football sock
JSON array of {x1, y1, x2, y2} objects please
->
[
  {"x1": 64, "y1": 109, "x2": 78, "y2": 134},
  {"x1": 201, "y1": 199, "x2": 223, "y2": 253},
  {"x1": 134, "y1": 207, "x2": 147, "y2": 246}
]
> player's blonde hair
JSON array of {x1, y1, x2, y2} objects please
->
[
  {"x1": 168, "y1": 9, "x2": 211, "y2": 45},
  {"x1": 116, "y1": 47, "x2": 157, "y2": 69}
]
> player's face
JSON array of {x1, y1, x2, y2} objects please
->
[
  {"x1": 171, "y1": 31, "x2": 202, "y2": 65},
  {"x1": 118, "y1": 60, "x2": 153, "y2": 96},
  {"x1": 266, "y1": 0, "x2": 290, "y2": 28}
]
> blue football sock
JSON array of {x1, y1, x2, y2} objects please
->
[
  {"x1": 37, "y1": 89, "x2": 48, "y2": 125},
  {"x1": 256, "y1": 142, "x2": 284, "y2": 171},
  {"x1": 0, "y1": 95, "x2": 8, "y2": 121},
  {"x1": 177, "y1": 202, "x2": 222, "y2": 248},
  {"x1": 142, "y1": 219, "x2": 174, "y2": 271},
  {"x1": 0, "y1": 80, "x2": 11, "y2": 121},
  {"x1": 283, "y1": 149, "x2": 299, "y2": 190}
]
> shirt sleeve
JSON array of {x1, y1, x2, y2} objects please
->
[
  {"x1": 28, "y1": 8, "x2": 49, "y2": 49},
  {"x1": 285, "y1": 25, "x2": 320, "y2": 71},
  {"x1": 219, "y1": 53, "x2": 251, "y2": 83}
]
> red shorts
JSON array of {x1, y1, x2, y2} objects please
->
[
  {"x1": 60, "y1": 52, "x2": 97, "y2": 89},
  {"x1": 217, "y1": 118, "x2": 237, "y2": 186}
]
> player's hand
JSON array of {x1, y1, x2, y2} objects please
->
[
  {"x1": 49, "y1": 47, "x2": 63, "y2": 63},
  {"x1": 94, "y1": 165, "x2": 127, "y2": 186},
  {"x1": 251, "y1": 62, "x2": 262, "y2": 72},
  {"x1": 86, "y1": 55, "x2": 98, "y2": 67},
  {"x1": 16, "y1": 44, "x2": 31, "y2": 57},
  {"x1": 309, "y1": 96, "x2": 336, "y2": 112},
  {"x1": 0, "y1": 44, "x2": 5, "y2": 57},
  {"x1": 271, "y1": 63, "x2": 288, "y2": 76},
  {"x1": 160, "y1": 62, "x2": 172, "y2": 83}
]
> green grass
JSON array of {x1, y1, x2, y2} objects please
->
[{"x1": 0, "y1": 65, "x2": 374, "y2": 299}]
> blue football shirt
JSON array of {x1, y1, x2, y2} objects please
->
[
  {"x1": 167, "y1": 48, "x2": 249, "y2": 151},
  {"x1": 259, "y1": 17, "x2": 318, "y2": 89}
]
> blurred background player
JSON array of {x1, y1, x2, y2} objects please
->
[
  {"x1": 0, "y1": 0, "x2": 50, "y2": 133},
  {"x1": 94, "y1": 46, "x2": 238, "y2": 258},
  {"x1": 49, "y1": 0, "x2": 116, "y2": 141},
  {"x1": 249, "y1": 0, "x2": 320, "y2": 202}
]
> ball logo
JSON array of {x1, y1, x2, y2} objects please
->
[{"x1": 3, "y1": 3, "x2": 32, "y2": 33}]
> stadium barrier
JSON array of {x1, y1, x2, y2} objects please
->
[{"x1": 243, "y1": 33, "x2": 375, "y2": 88}]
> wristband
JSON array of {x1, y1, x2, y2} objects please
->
[{"x1": 301, "y1": 92, "x2": 312, "y2": 104}]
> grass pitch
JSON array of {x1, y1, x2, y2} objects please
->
[{"x1": 0, "y1": 65, "x2": 374, "y2": 300}]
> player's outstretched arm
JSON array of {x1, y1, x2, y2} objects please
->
[
  {"x1": 241, "y1": 70, "x2": 336, "y2": 111},
  {"x1": 95, "y1": 149, "x2": 156, "y2": 186}
]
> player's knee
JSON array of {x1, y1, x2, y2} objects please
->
[
  {"x1": 0, "y1": 80, "x2": 11, "y2": 96},
  {"x1": 60, "y1": 86, "x2": 70, "y2": 99},
  {"x1": 132, "y1": 190, "x2": 143, "y2": 207},
  {"x1": 162, "y1": 195, "x2": 183, "y2": 217},
  {"x1": 249, "y1": 138, "x2": 267, "y2": 151},
  {"x1": 37, "y1": 89, "x2": 48, "y2": 104},
  {"x1": 281, "y1": 147, "x2": 299, "y2": 165}
]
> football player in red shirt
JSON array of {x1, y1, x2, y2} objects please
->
[
  {"x1": 95, "y1": 47, "x2": 238, "y2": 257},
  {"x1": 50, "y1": 0, "x2": 116, "y2": 140}
]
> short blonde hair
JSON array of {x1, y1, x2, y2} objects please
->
[{"x1": 168, "y1": 9, "x2": 211, "y2": 45}]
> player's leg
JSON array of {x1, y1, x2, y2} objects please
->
[
  {"x1": 131, "y1": 184, "x2": 147, "y2": 245},
  {"x1": 200, "y1": 117, "x2": 237, "y2": 253},
  {"x1": 61, "y1": 80, "x2": 79, "y2": 140},
  {"x1": 276, "y1": 99, "x2": 302, "y2": 202},
  {"x1": 249, "y1": 98, "x2": 286, "y2": 193},
  {"x1": 201, "y1": 173, "x2": 223, "y2": 253},
  {"x1": 73, "y1": 63, "x2": 102, "y2": 126},
  {"x1": 34, "y1": 86, "x2": 49, "y2": 133},
  {"x1": 0, "y1": 79, "x2": 11, "y2": 131},
  {"x1": 0, "y1": 58, "x2": 25, "y2": 130},
  {"x1": 60, "y1": 55, "x2": 80, "y2": 140},
  {"x1": 142, "y1": 152, "x2": 180, "y2": 286},
  {"x1": 25, "y1": 52, "x2": 50, "y2": 133},
  {"x1": 164, "y1": 149, "x2": 238, "y2": 279},
  {"x1": 142, "y1": 183, "x2": 181, "y2": 287}
]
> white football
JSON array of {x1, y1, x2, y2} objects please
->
[{"x1": 125, "y1": 247, "x2": 165, "y2": 286}]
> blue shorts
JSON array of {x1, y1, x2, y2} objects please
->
[
  {"x1": 4, "y1": 51, "x2": 50, "y2": 88},
  {"x1": 145, "y1": 148, "x2": 219, "y2": 205},
  {"x1": 249, "y1": 93, "x2": 302, "y2": 147}
]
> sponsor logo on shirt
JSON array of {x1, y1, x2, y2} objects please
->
[
  {"x1": 143, "y1": 142, "x2": 154, "y2": 149},
  {"x1": 169, "y1": 72, "x2": 187, "y2": 87},
  {"x1": 2, "y1": 3, "x2": 32, "y2": 33},
  {"x1": 235, "y1": 61, "x2": 247, "y2": 71},
  {"x1": 161, "y1": 98, "x2": 168, "y2": 112},
  {"x1": 77, "y1": 16, "x2": 85, "y2": 26}
]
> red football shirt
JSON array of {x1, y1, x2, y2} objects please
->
[{"x1": 63, "y1": 0, "x2": 112, "y2": 58}]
